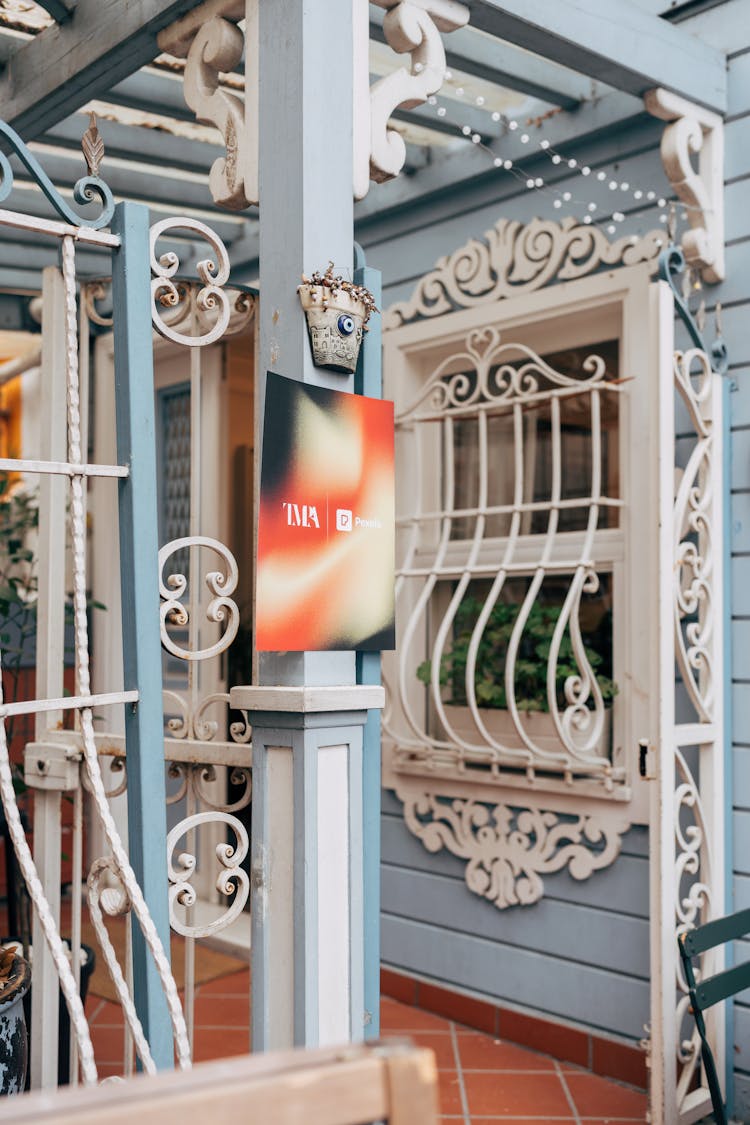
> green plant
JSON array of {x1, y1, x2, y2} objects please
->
[{"x1": 417, "y1": 596, "x2": 616, "y2": 713}]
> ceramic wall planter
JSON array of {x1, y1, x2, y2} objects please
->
[
  {"x1": 0, "y1": 952, "x2": 30, "y2": 1095},
  {"x1": 297, "y1": 263, "x2": 377, "y2": 374}
]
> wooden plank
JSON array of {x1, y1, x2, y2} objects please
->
[
  {"x1": 381, "y1": 913, "x2": 651, "y2": 1039},
  {"x1": 382, "y1": 864, "x2": 650, "y2": 976},
  {"x1": 0, "y1": 0, "x2": 201, "y2": 140},
  {"x1": 728, "y1": 46, "x2": 750, "y2": 118},
  {"x1": 469, "y1": 0, "x2": 726, "y2": 112},
  {"x1": 732, "y1": 559, "x2": 750, "y2": 617},
  {"x1": 42, "y1": 113, "x2": 225, "y2": 175},
  {"x1": 1, "y1": 1044, "x2": 438, "y2": 1125},
  {"x1": 733, "y1": 811, "x2": 750, "y2": 874},
  {"x1": 734, "y1": 748, "x2": 750, "y2": 800}
]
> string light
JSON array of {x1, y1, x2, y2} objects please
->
[{"x1": 423, "y1": 95, "x2": 672, "y2": 242}]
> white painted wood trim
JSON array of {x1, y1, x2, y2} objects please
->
[{"x1": 230, "y1": 685, "x2": 384, "y2": 713}]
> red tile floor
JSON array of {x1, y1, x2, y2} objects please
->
[{"x1": 86, "y1": 969, "x2": 649, "y2": 1122}]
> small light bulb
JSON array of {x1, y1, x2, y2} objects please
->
[
  {"x1": 428, "y1": 96, "x2": 437, "y2": 106},
  {"x1": 597, "y1": 171, "x2": 606, "y2": 181},
  {"x1": 471, "y1": 133, "x2": 481, "y2": 144},
  {"x1": 554, "y1": 199, "x2": 563, "y2": 208},
  {"x1": 437, "y1": 106, "x2": 446, "y2": 117},
  {"x1": 462, "y1": 125, "x2": 471, "y2": 136},
  {"x1": 540, "y1": 140, "x2": 550, "y2": 150},
  {"x1": 551, "y1": 154, "x2": 561, "y2": 164},
  {"x1": 503, "y1": 158, "x2": 513, "y2": 170},
  {"x1": 520, "y1": 133, "x2": 529, "y2": 143},
  {"x1": 608, "y1": 224, "x2": 616, "y2": 234},
  {"x1": 535, "y1": 177, "x2": 543, "y2": 187},
  {"x1": 647, "y1": 190, "x2": 656, "y2": 200},
  {"x1": 508, "y1": 120, "x2": 518, "y2": 130},
  {"x1": 621, "y1": 182, "x2": 629, "y2": 191},
  {"x1": 609, "y1": 180, "x2": 618, "y2": 190},
  {"x1": 563, "y1": 191, "x2": 571, "y2": 201},
  {"x1": 476, "y1": 95, "x2": 485, "y2": 106},
  {"x1": 445, "y1": 70, "x2": 452, "y2": 81},
  {"x1": 456, "y1": 86, "x2": 464, "y2": 96},
  {"x1": 581, "y1": 166, "x2": 591, "y2": 176},
  {"x1": 414, "y1": 62, "x2": 423, "y2": 73},
  {"x1": 634, "y1": 190, "x2": 643, "y2": 200},
  {"x1": 493, "y1": 157, "x2": 503, "y2": 167},
  {"x1": 659, "y1": 212, "x2": 668, "y2": 222},
  {"x1": 568, "y1": 158, "x2": 577, "y2": 169},
  {"x1": 583, "y1": 215, "x2": 592, "y2": 224},
  {"x1": 588, "y1": 202, "x2": 596, "y2": 211},
  {"x1": 526, "y1": 178, "x2": 535, "y2": 188},
  {"x1": 658, "y1": 197, "x2": 667, "y2": 207},
  {"x1": 491, "y1": 111, "x2": 500, "y2": 122}
]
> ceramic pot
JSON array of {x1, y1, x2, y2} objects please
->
[
  {"x1": 0, "y1": 953, "x2": 30, "y2": 1095},
  {"x1": 298, "y1": 284, "x2": 366, "y2": 373}
]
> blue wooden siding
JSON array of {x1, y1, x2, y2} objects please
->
[{"x1": 357, "y1": 26, "x2": 750, "y2": 1105}]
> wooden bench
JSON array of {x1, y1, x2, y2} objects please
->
[{"x1": 0, "y1": 1040, "x2": 439, "y2": 1124}]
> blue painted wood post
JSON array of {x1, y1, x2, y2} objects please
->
[
  {"x1": 354, "y1": 247, "x2": 383, "y2": 1040},
  {"x1": 111, "y1": 200, "x2": 173, "y2": 1070}
]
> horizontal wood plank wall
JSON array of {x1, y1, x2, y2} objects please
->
[{"x1": 355, "y1": 24, "x2": 750, "y2": 1109}]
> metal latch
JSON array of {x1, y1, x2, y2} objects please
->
[
  {"x1": 638, "y1": 739, "x2": 657, "y2": 780},
  {"x1": 24, "y1": 741, "x2": 81, "y2": 792}
]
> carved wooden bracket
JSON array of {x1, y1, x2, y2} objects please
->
[
  {"x1": 354, "y1": 0, "x2": 469, "y2": 200},
  {"x1": 158, "y1": 0, "x2": 258, "y2": 210},
  {"x1": 396, "y1": 784, "x2": 630, "y2": 909},
  {"x1": 645, "y1": 87, "x2": 724, "y2": 284}
]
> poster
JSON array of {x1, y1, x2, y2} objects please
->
[{"x1": 256, "y1": 371, "x2": 395, "y2": 652}]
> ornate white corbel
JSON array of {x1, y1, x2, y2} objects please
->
[
  {"x1": 354, "y1": 0, "x2": 469, "y2": 200},
  {"x1": 645, "y1": 87, "x2": 724, "y2": 283},
  {"x1": 158, "y1": 0, "x2": 258, "y2": 210}
]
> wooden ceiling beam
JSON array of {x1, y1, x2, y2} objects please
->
[
  {"x1": 467, "y1": 0, "x2": 727, "y2": 113},
  {"x1": 0, "y1": 0, "x2": 202, "y2": 140}
]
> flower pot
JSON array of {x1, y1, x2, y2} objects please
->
[
  {"x1": 298, "y1": 284, "x2": 366, "y2": 373},
  {"x1": 0, "y1": 953, "x2": 30, "y2": 1095}
]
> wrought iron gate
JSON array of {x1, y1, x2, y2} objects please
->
[{"x1": 0, "y1": 121, "x2": 251, "y2": 1087}]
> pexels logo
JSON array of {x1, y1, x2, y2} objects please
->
[
  {"x1": 336, "y1": 509, "x2": 382, "y2": 531},
  {"x1": 282, "y1": 502, "x2": 319, "y2": 528}
]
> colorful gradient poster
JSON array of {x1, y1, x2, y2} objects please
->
[{"x1": 256, "y1": 371, "x2": 395, "y2": 652}]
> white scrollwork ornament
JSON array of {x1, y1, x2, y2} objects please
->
[
  {"x1": 150, "y1": 218, "x2": 231, "y2": 347},
  {"x1": 168, "y1": 812, "x2": 250, "y2": 938},
  {"x1": 398, "y1": 788, "x2": 629, "y2": 909},
  {"x1": 368, "y1": 0, "x2": 468, "y2": 188},
  {"x1": 159, "y1": 536, "x2": 240, "y2": 661}
]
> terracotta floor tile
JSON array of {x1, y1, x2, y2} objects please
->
[
  {"x1": 464, "y1": 1071, "x2": 571, "y2": 1117},
  {"x1": 90, "y1": 1024, "x2": 125, "y2": 1064},
  {"x1": 196, "y1": 969, "x2": 250, "y2": 997},
  {"x1": 564, "y1": 1072, "x2": 648, "y2": 1118},
  {"x1": 381, "y1": 996, "x2": 451, "y2": 1032},
  {"x1": 192, "y1": 1026, "x2": 251, "y2": 1062},
  {"x1": 192, "y1": 994, "x2": 251, "y2": 1028},
  {"x1": 404, "y1": 1030, "x2": 457, "y2": 1070},
  {"x1": 436, "y1": 1069, "x2": 465, "y2": 1115},
  {"x1": 456, "y1": 1030, "x2": 556, "y2": 1071},
  {"x1": 88, "y1": 999, "x2": 125, "y2": 1027}
]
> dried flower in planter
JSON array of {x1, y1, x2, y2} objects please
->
[{"x1": 298, "y1": 262, "x2": 378, "y2": 374}]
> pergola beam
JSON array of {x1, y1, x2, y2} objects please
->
[
  {"x1": 353, "y1": 88, "x2": 649, "y2": 226},
  {"x1": 33, "y1": 0, "x2": 76, "y2": 23},
  {"x1": 468, "y1": 0, "x2": 727, "y2": 113},
  {"x1": 370, "y1": 10, "x2": 593, "y2": 110},
  {"x1": 0, "y1": 0, "x2": 201, "y2": 140}
]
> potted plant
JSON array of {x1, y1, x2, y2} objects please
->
[
  {"x1": 297, "y1": 262, "x2": 377, "y2": 373},
  {"x1": 0, "y1": 944, "x2": 31, "y2": 1094},
  {"x1": 417, "y1": 597, "x2": 616, "y2": 755}
]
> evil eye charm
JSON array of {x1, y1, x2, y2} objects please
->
[{"x1": 337, "y1": 314, "x2": 355, "y2": 336}]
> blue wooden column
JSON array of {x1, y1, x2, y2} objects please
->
[
  {"x1": 354, "y1": 247, "x2": 383, "y2": 1040},
  {"x1": 111, "y1": 200, "x2": 173, "y2": 1069}
]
